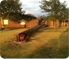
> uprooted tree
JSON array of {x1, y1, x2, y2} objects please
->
[{"x1": 40, "y1": 0, "x2": 69, "y2": 27}]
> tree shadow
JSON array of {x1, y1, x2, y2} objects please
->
[{"x1": 24, "y1": 28, "x2": 68, "y2": 58}]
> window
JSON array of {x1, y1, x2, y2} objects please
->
[
  {"x1": 4, "y1": 20, "x2": 8, "y2": 25},
  {"x1": 20, "y1": 21, "x2": 25, "y2": 25}
]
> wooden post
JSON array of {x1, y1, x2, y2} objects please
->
[{"x1": 1, "y1": 17, "x2": 4, "y2": 29}]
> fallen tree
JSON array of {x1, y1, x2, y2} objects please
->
[{"x1": 16, "y1": 20, "x2": 45, "y2": 42}]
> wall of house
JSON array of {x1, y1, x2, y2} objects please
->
[
  {"x1": 5, "y1": 20, "x2": 25, "y2": 28},
  {"x1": 45, "y1": 20, "x2": 68, "y2": 27},
  {"x1": 61, "y1": 21, "x2": 69, "y2": 27},
  {"x1": 0, "y1": 18, "x2": 39, "y2": 28},
  {"x1": 45, "y1": 20, "x2": 56, "y2": 27},
  {"x1": 26, "y1": 19, "x2": 39, "y2": 28},
  {"x1": 0, "y1": 18, "x2": 68, "y2": 29}
]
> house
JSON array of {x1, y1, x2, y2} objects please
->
[
  {"x1": 0, "y1": 15, "x2": 68, "y2": 29},
  {"x1": 45, "y1": 20, "x2": 69, "y2": 27},
  {"x1": 0, "y1": 15, "x2": 39, "y2": 29}
]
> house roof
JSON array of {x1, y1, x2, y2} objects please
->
[
  {"x1": 10, "y1": 12, "x2": 37, "y2": 21},
  {"x1": 20, "y1": 14, "x2": 37, "y2": 20}
]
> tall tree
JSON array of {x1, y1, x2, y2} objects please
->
[
  {"x1": 0, "y1": 0, "x2": 25, "y2": 20},
  {"x1": 40, "y1": 0, "x2": 69, "y2": 27}
]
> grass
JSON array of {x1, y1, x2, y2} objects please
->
[{"x1": 0, "y1": 27, "x2": 68, "y2": 58}]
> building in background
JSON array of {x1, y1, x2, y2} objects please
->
[
  {"x1": 45, "y1": 20, "x2": 69, "y2": 28},
  {"x1": 0, "y1": 15, "x2": 39, "y2": 29},
  {"x1": 0, "y1": 16, "x2": 68, "y2": 29}
]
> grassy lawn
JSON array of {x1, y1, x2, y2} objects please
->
[{"x1": 0, "y1": 28, "x2": 68, "y2": 58}]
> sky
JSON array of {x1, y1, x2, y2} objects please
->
[
  {"x1": 20, "y1": 0, "x2": 46, "y2": 17},
  {"x1": 0, "y1": 0, "x2": 69, "y2": 17},
  {"x1": 20, "y1": 0, "x2": 69, "y2": 17}
]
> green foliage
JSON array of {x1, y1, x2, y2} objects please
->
[
  {"x1": 0, "y1": 0, "x2": 25, "y2": 20},
  {"x1": 40, "y1": 0, "x2": 69, "y2": 21},
  {"x1": 39, "y1": 15, "x2": 47, "y2": 20}
]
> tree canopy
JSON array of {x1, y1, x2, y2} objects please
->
[
  {"x1": 40, "y1": 0, "x2": 69, "y2": 21},
  {"x1": 0, "y1": 0, "x2": 25, "y2": 20}
]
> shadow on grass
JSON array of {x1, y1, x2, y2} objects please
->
[
  {"x1": 1, "y1": 28, "x2": 68, "y2": 58},
  {"x1": 24, "y1": 28, "x2": 68, "y2": 58}
]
